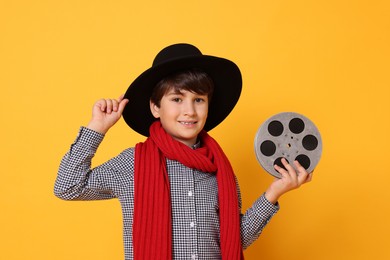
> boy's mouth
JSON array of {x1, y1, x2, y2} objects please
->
[{"x1": 179, "y1": 121, "x2": 197, "y2": 125}]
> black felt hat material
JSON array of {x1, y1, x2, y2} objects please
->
[{"x1": 123, "y1": 43, "x2": 242, "y2": 136}]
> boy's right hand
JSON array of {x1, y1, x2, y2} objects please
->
[{"x1": 86, "y1": 95, "x2": 129, "y2": 134}]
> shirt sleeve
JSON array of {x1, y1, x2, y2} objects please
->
[
  {"x1": 235, "y1": 176, "x2": 279, "y2": 249},
  {"x1": 54, "y1": 127, "x2": 134, "y2": 201},
  {"x1": 240, "y1": 193, "x2": 279, "y2": 249}
]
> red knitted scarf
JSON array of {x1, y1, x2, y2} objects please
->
[{"x1": 133, "y1": 121, "x2": 243, "y2": 259}]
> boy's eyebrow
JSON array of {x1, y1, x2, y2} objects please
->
[
  {"x1": 166, "y1": 89, "x2": 208, "y2": 97},
  {"x1": 166, "y1": 91, "x2": 184, "y2": 96}
]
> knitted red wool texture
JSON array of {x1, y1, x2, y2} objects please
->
[{"x1": 133, "y1": 121, "x2": 243, "y2": 259}]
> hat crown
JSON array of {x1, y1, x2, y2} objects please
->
[{"x1": 153, "y1": 43, "x2": 202, "y2": 67}]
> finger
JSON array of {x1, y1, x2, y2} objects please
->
[
  {"x1": 306, "y1": 173, "x2": 313, "y2": 182},
  {"x1": 112, "y1": 99, "x2": 120, "y2": 112},
  {"x1": 118, "y1": 94, "x2": 125, "y2": 102},
  {"x1": 117, "y1": 98, "x2": 129, "y2": 114},
  {"x1": 96, "y1": 99, "x2": 107, "y2": 112},
  {"x1": 105, "y1": 99, "x2": 113, "y2": 113},
  {"x1": 274, "y1": 163, "x2": 290, "y2": 179},
  {"x1": 281, "y1": 158, "x2": 298, "y2": 181},
  {"x1": 113, "y1": 94, "x2": 126, "y2": 112},
  {"x1": 294, "y1": 160, "x2": 309, "y2": 184},
  {"x1": 281, "y1": 158, "x2": 294, "y2": 172},
  {"x1": 306, "y1": 170, "x2": 314, "y2": 182}
]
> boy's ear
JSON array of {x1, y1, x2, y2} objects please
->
[{"x1": 149, "y1": 100, "x2": 160, "y2": 118}]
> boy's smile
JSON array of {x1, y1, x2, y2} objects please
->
[{"x1": 150, "y1": 89, "x2": 209, "y2": 147}]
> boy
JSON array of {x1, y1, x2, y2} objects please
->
[{"x1": 54, "y1": 43, "x2": 311, "y2": 260}]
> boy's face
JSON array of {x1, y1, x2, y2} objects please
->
[{"x1": 150, "y1": 88, "x2": 209, "y2": 147}]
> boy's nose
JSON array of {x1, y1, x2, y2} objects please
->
[{"x1": 183, "y1": 102, "x2": 196, "y2": 116}]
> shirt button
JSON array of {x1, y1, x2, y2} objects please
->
[
  {"x1": 191, "y1": 254, "x2": 197, "y2": 259},
  {"x1": 190, "y1": 222, "x2": 195, "y2": 228},
  {"x1": 188, "y1": 191, "x2": 193, "y2": 196}
]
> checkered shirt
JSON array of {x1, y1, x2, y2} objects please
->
[{"x1": 54, "y1": 127, "x2": 279, "y2": 260}]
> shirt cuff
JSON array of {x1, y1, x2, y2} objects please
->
[
  {"x1": 253, "y1": 193, "x2": 280, "y2": 217},
  {"x1": 74, "y1": 126, "x2": 105, "y2": 151}
]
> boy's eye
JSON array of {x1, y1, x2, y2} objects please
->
[
  {"x1": 172, "y1": 97, "x2": 182, "y2": 102},
  {"x1": 195, "y1": 98, "x2": 206, "y2": 103}
]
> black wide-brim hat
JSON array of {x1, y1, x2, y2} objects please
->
[{"x1": 123, "y1": 43, "x2": 242, "y2": 136}]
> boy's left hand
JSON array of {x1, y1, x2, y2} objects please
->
[{"x1": 264, "y1": 158, "x2": 312, "y2": 204}]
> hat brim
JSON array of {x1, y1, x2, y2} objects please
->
[{"x1": 123, "y1": 55, "x2": 242, "y2": 137}]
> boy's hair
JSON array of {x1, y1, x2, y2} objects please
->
[{"x1": 150, "y1": 68, "x2": 214, "y2": 107}]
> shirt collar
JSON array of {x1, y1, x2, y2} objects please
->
[{"x1": 192, "y1": 140, "x2": 201, "y2": 149}]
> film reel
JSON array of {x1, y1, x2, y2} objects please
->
[{"x1": 254, "y1": 112, "x2": 322, "y2": 178}]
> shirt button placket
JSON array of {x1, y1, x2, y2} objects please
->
[{"x1": 188, "y1": 169, "x2": 198, "y2": 259}]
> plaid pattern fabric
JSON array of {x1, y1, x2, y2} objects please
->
[{"x1": 54, "y1": 127, "x2": 279, "y2": 260}]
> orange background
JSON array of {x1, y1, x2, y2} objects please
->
[{"x1": 1, "y1": 0, "x2": 389, "y2": 259}]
